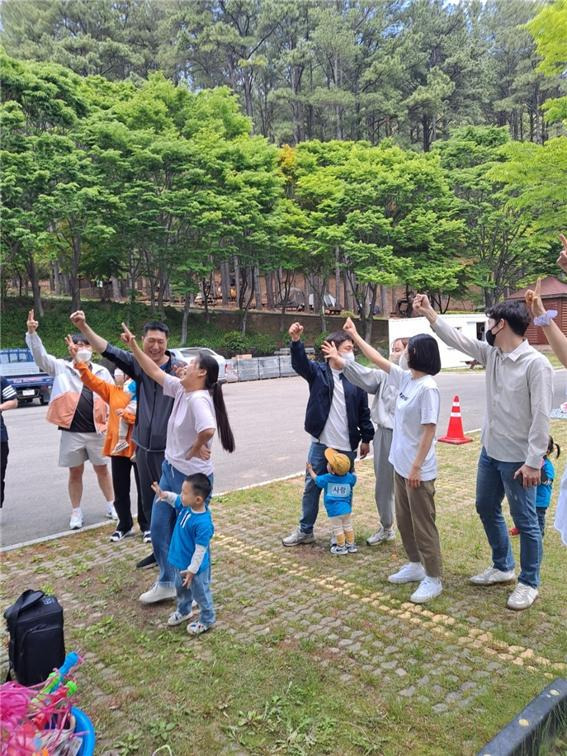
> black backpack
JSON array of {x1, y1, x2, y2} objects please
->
[{"x1": 4, "y1": 589, "x2": 65, "y2": 686}]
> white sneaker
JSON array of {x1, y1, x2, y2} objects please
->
[
  {"x1": 367, "y1": 526, "x2": 395, "y2": 546},
  {"x1": 139, "y1": 583, "x2": 176, "y2": 604},
  {"x1": 69, "y1": 509, "x2": 83, "y2": 530},
  {"x1": 470, "y1": 566, "x2": 516, "y2": 585},
  {"x1": 106, "y1": 503, "x2": 118, "y2": 520},
  {"x1": 167, "y1": 609, "x2": 195, "y2": 626},
  {"x1": 388, "y1": 562, "x2": 426, "y2": 584},
  {"x1": 507, "y1": 583, "x2": 539, "y2": 611},
  {"x1": 410, "y1": 576, "x2": 443, "y2": 604}
]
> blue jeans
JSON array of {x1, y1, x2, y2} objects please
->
[
  {"x1": 299, "y1": 442, "x2": 357, "y2": 534},
  {"x1": 151, "y1": 460, "x2": 187, "y2": 588},
  {"x1": 476, "y1": 448, "x2": 542, "y2": 588},
  {"x1": 174, "y1": 567, "x2": 215, "y2": 626}
]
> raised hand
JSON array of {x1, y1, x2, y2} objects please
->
[
  {"x1": 343, "y1": 317, "x2": 358, "y2": 337},
  {"x1": 120, "y1": 322, "x2": 136, "y2": 345},
  {"x1": 321, "y1": 340, "x2": 339, "y2": 361},
  {"x1": 64, "y1": 334, "x2": 79, "y2": 359},
  {"x1": 288, "y1": 322, "x2": 304, "y2": 341},
  {"x1": 557, "y1": 234, "x2": 567, "y2": 274},
  {"x1": 69, "y1": 310, "x2": 86, "y2": 328},
  {"x1": 525, "y1": 278, "x2": 545, "y2": 319},
  {"x1": 412, "y1": 293, "x2": 431, "y2": 315},
  {"x1": 26, "y1": 309, "x2": 39, "y2": 334}
]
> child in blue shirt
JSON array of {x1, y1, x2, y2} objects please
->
[
  {"x1": 510, "y1": 436, "x2": 560, "y2": 538},
  {"x1": 307, "y1": 448, "x2": 357, "y2": 555},
  {"x1": 151, "y1": 473, "x2": 215, "y2": 635}
]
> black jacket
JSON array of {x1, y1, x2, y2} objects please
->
[
  {"x1": 102, "y1": 343, "x2": 182, "y2": 453},
  {"x1": 291, "y1": 340, "x2": 374, "y2": 451}
]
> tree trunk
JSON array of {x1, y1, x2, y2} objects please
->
[
  {"x1": 379, "y1": 285, "x2": 386, "y2": 316},
  {"x1": 70, "y1": 237, "x2": 81, "y2": 311},
  {"x1": 220, "y1": 260, "x2": 230, "y2": 306},
  {"x1": 364, "y1": 285, "x2": 378, "y2": 342},
  {"x1": 181, "y1": 291, "x2": 191, "y2": 346},
  {"x1": 26, "y1": 256, "x2": 44, "y2": 317},
  {"x1": 111, "y1": 276, "x2": 121, "y2": 301},
  {"x1": 233, "y1": 255, "x2": 241, "y2": 305},
  {"x1": 265, "y1": 271, "x2": 275, "y2": 309},
  {"x1": 202, "y1": 278, "x2": 210, "y2": 324},
  {"x1": 53, "y1": 260, "x2": 63, "y2": 296},
  {"x1": 253, "y1": 266, "x2": 261, "y2": 309},
  {"x1": 334, "y1": 247, "x2": 341, "y2": 309}
]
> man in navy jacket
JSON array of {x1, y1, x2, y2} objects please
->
[{"x1": 283, "y1": 322, "x2": 374, "y2": 546}]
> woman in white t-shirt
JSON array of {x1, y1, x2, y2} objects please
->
[
  {"x1": 121, "y1": 324, "x2": 235, "y2": 604},
  {"x1": 323, "y1": 318, "x2": 444, "y2": 604}
]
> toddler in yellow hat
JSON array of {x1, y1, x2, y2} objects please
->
[{"x1": 307, "y1": 448, "x2": 357, "y2": 554}]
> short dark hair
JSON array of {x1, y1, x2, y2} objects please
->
[
  {"x1": 407, "y1": 334, "x2": 441, "y2": 375},
  {"x1": 326, "y1": 330, "x2": 354, "y2": 349},
  {"x1": 143, "y1": 321, "x2": 169, "y2": 337},
  {"x1": 486, "y1": 301, "x2": 530, "y2": 337},
  {"x1": 71, "y1": 333, "x2": 90, "y2": 345},
  {"x1": 185, "y1": 473, "x2": 212, "y2": 501}
]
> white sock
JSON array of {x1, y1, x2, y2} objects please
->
[{"x1": 106, "y1": 501, "x2": 115, "y2": 510}]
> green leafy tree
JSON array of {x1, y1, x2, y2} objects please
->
[{"x1": 435, "y1": 125, "x2": 553, "y2": 307}]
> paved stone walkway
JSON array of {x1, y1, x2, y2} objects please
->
[{"x1": 1, "y1": 461, "x2": 565, "y2": 753}]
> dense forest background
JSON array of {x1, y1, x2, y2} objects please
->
[{"x1": 1, "y1": 0, "x2": 566, "y2": 338}]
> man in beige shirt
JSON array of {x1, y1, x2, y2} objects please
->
[{"x1": 413, "y1": 294, "x2": 553, "y2": 611}]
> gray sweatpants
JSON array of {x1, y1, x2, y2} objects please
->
[{"x1": 373, "y1": 427, "x2": 395, "y2": 530}]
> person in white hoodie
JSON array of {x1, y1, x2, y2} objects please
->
[
  {"x1": 341, "y1": 338, "x2": 408, "y2": 546},
  {"x1": 25, "y1": 309, "x2": 116, "y2": 530}
]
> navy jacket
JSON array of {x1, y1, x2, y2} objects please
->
[{"x1": 291, "y1": 340, "x2": 374, "y2": 451}]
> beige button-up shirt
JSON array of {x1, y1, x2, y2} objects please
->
[{"x1": 432, "y1": 317, "x2": 553, "y2": 468}]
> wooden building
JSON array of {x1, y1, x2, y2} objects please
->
[{"x1": 509, "y1": 276, "x2": 567, "y2": 345}]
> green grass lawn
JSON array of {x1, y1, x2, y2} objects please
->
[{"x1": 2, "y1": 427, "x2": 567, "y2": 755}]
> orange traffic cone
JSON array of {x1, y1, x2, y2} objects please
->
[{"x1": 438, "y1": 395, "x2": 472, "y2": 445}]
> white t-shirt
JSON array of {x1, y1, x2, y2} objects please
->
[
  {"x1": 387, "y1": 364, "x2": 440, "y2": 481},
  {"x1": 162, "y1": 374, "x2": 216, "y2": 476},
  {"x1": 316, "y1": 368, "x2": 351, "y2": 451}
]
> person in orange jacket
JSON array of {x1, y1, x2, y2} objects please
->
[{"x1": 74, "y1": 343, "x2": 142, "y2": 542}]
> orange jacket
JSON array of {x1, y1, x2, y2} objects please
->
[{"x1": 77, "y1": 363, "x2": 136, "y2": 458}]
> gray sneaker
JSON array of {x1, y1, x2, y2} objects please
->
[
  {"x1": 282, "y1": 528, "x2": 315, "y2": 547},
  {"x1": 366, "y1": 526, "x2": 395, "y2": 546}
]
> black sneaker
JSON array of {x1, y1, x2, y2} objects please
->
[{"x1": 136, "y1": 552, "x2": 157, "y2": 570}]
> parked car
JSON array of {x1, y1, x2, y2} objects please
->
[
  {"x1": 169, "y1": 347, "x2": 226, "y2": 384},
  {"x1": 0, "y1": 348, "x2": 53, "y2": 405}
]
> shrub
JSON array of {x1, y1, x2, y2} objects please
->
[{"x1": 221, "y1": 330, "x2": 249, "y2": 356}]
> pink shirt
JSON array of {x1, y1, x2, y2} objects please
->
[{"x1": 162, "y1": 374, "x2": 216, "y2": 476}]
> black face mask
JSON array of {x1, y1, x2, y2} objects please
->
[{"x1": 485, "y1": 323, "x2": 502, "y2": 347}]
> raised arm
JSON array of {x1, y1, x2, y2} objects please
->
[
  {"x1": 413, "y1": 294, "x2": 490, "y2": 365},
  {"x1": 75, "y1": 360, "x2": 112, "y2": 403},
  {"x1": 25, "y1": 310, "x2": 65, "y2": 376},
  {"x1": 120, "y1": 323, "x2": 166, "y2": 387},
  {"x1": 342, "y1": 359, "x2": 384, "y2": 394},
  {"x1": 342, "y1": 317, "x2": 392, "y2": 373},
  {"x1": 289, "y1": 322, "x2": 317, "y2": 382},
  {"x1": 69, "y1": 310, "x2": 108, "y2": 354},
  {"x1": 526, "y1": 274, "x2": 567, "y2": 368}
]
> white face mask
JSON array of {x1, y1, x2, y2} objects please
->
[
  {"x1": 399, "y1": 352, "x2": 409, "y2": 371},
  {"x1": 76, "y1": 348, "x2": 92, "y2": 363},
  {"x1": 341, "y1": 351, "x2": 355, "y2": 363}
]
